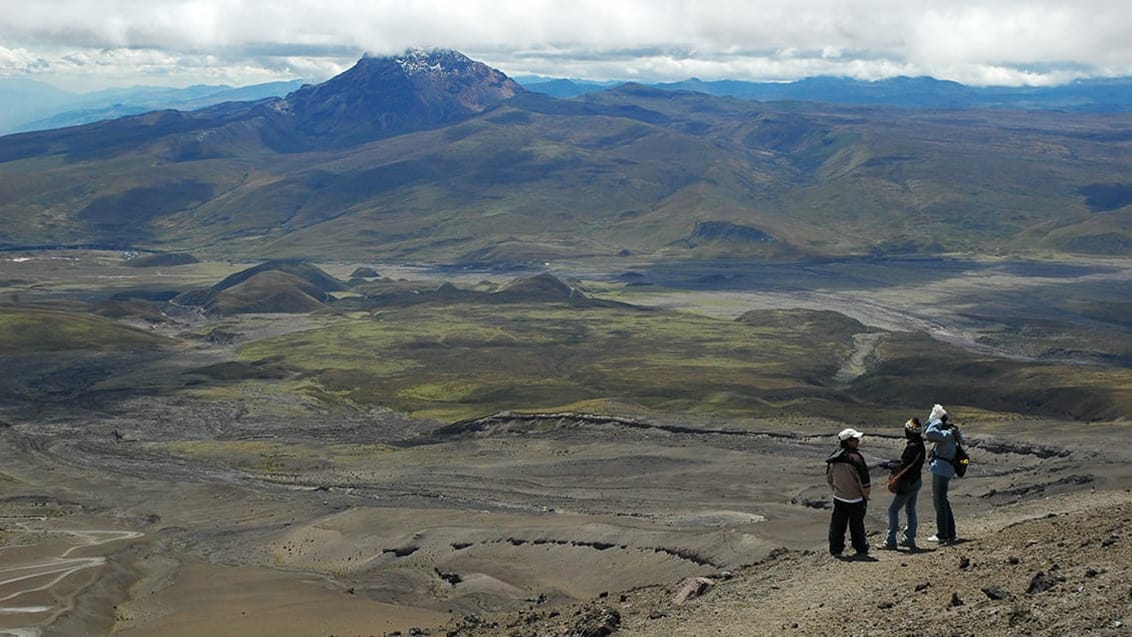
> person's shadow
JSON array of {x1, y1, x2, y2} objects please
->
[{"x1": 833, "y1": 553, "x2": 879, "y2": 562}]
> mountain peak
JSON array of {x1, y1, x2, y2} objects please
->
[
  {"x1": 389, "y1": 48, "x2": 471, "y2": 77},
  {"x1": 274, "y1": 49, "x2": 522, "y2": 149}
]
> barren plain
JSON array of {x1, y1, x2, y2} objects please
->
[{"x1": 1, "y1": 252, "x2": 1131, "y2": 636}]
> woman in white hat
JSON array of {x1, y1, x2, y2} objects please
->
[{"x1": 924, "y1": 404, "x2": 963, "y2": 544}]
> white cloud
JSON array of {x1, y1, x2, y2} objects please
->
[{"x1": 1, "y1": 0, "x2": 1131, "y2": 90}]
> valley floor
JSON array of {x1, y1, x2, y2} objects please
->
[
  {"x1": 1, "y1": 403, "x2": 1130, "y2": 636},
  {"x1": 2, "y1": 252, "x2": 1131, "y2": 635}
]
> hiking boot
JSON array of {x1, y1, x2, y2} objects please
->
[
  {"x1": 899, "y1": 539, "x2": 918, "y2": 550},
  {"x1": 877, "y1": 542, "x2": 898, "y2": 550}
]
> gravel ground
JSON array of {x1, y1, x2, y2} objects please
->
[{"x1": 441, "y1": 490, "x2": 1132, "y2": 637}]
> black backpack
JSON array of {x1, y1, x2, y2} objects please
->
[{"x1": 952, "y1": 443, "x2": 970, "y2": 477}]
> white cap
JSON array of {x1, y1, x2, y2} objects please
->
[{"x1": 838, "y1": 428, "x2": 864, "y2": 441}]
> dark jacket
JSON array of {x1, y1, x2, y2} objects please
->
[
  {"x1": 826, "y1": 446, "x2": 871, "y2": 502},
  {"x1": 890, "y1": 433, "x2": 925, "y2": 492}
]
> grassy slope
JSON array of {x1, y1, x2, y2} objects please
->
[
  {"x1": 4, "y1": 254, "x2": 1129, "y2": 425},
  {"x1": 852, "y1": 331, "x2": 1132, "y2": 422},
  {"x1": 236, "y1": 302, "x2": 864, "y2": 421},
  {"x1": 2, "y1": 91, "x2": 1131, "y2": 261},
  {"x1": 228, "y1": 290, "x2": 1132, "y2": 423},
  {"x1": 0, "y1": 306, "x2": 172, "y2": 354}
]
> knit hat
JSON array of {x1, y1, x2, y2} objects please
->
[
  {"x1": 904, "y1": 418, "x2": 922, "y2": 435},
  {"x1": 929, "y1": 404, "x2": 948, "y2": 422}
]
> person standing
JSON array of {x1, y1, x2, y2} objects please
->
[
  {"x1": 924, "y1": 404, "x2": 963, "y2": 544},
  {"x1": 879, "y1": 418, "x2": 925, "y2": 550},
  {"x1": 825, "y1": 428, "x2": 871, "y2": 558}
]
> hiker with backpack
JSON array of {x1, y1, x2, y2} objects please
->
[
  {"x1": 879, "y1": 417, "x2": 925, "y2": 551},
  {"x1": 924, "y1": 404, "x2": 964, "y2": 545},
  {"x1": 825, "y1": 428, "x2": 872, "y2": 559}
]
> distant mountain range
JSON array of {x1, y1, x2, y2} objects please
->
[
  {"x1": 0, "y1": 78, "x2": 306, "y2": 135},
  {"x1": 520, "y1": 75, "x2": 1132, "y2": 111},
  {"x1": 8, "y1": 68, "x2": 1132, "y2": 136},
  {"x1": 1, "y1": 49, "x2": 1130, "y2": 263}
]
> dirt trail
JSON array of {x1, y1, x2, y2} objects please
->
[{"x1": 0, "y1": 527, "x2": 141, "y2": 634}]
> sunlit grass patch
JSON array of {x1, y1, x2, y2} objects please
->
[
  {"x1": 0, "y1": 306, "x2": 172, "y2": 354},
  {"x1": 149, "y1": 439, "x2": 395, "y2": 474},
  {"x1": 397, "y1": 380, "x2": 500, "y2": 402},
  {"x1": 182, "y1": 380, "x2": 334, "y2": 415},
  {"x1": 233, "y1": 299, "x2": 862, "y2": 420}
]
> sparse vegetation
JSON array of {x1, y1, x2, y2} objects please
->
[
  {"x1": 148, "y1": 439, "x2": 395, "y2": 475},
  {"x1": 3, "y1": 254, "x2": 1129, "y2": 424},
  {"x1": 0, "y1": 306, "x2": 171, "y2": 354},
  {"x1": 3, "y1": 82, "x2": 1132, "y2": 261},
  {"x1": 235, "y1": 299, "x2": 863, "y2": 421},
  {"x1": 3, "y1": 252, "x2": 1132, "y2": 637}
]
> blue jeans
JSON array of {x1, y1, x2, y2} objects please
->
[
  {"x1": 886, "y1": 478, "x2": 922, "y2": 545},
  {"x1": 931, "y1": 473, "x2": 956, "y2": 539}
]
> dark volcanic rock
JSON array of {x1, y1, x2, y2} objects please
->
[
  {"x1": 689, "y1": 220, "x2": 774, "y2": 243},
  {"x1": 125, "y1": 252, "x2": 199, "y2": 267},
  {"x1": 349, "y1": 266, "x2": 380, "y2": 279},
  {"x1": 982, "y1": 586, "x2": 1011, "y2": 600},
  {"x1": 1027, "y1": 571, "x2": 1062, "y2": 595},
  {"x1": 567, "y1": 606, "x2": 620, "y2": 637}
]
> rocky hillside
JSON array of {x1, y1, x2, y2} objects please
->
[{"x1": 441, "y1": 491, "x2": 1132, "y2": 637}]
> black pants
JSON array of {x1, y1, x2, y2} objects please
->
[{"x1": 829, "y1": 498, "x2": 868, "y2": 555}]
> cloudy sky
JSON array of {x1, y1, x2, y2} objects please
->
[{"x1": 2, "y1": 0, "x2": 1131, "y2": 92}]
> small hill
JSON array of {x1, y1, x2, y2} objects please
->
[
  {"x1": 207, "y1": 271, "x2": 328, "y2": 315},
  {"x1": 348, "y1": 266, "x2": 380, "y2": 279},
  {"x1": 210, "y1": 260, "x2": 345, "y2": 294},
  {"x1": 681, "y1": 220, "x2": 802, "y2": 259},
  {"x1": 689, "y1": 220, "x2": 775, "y2": 243},
  {"x1": 92, "y1": 298, "x2": 171, "y2": 323},
  {"x1": 0, "y1": 306, "x2": 171, "y2": 354},
  {"x1": 172, "y1": 260, "x2": 342, "y2": 315},
  {"x1": 490, "y1": 273, "x2": 589, "y2": 304}
]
